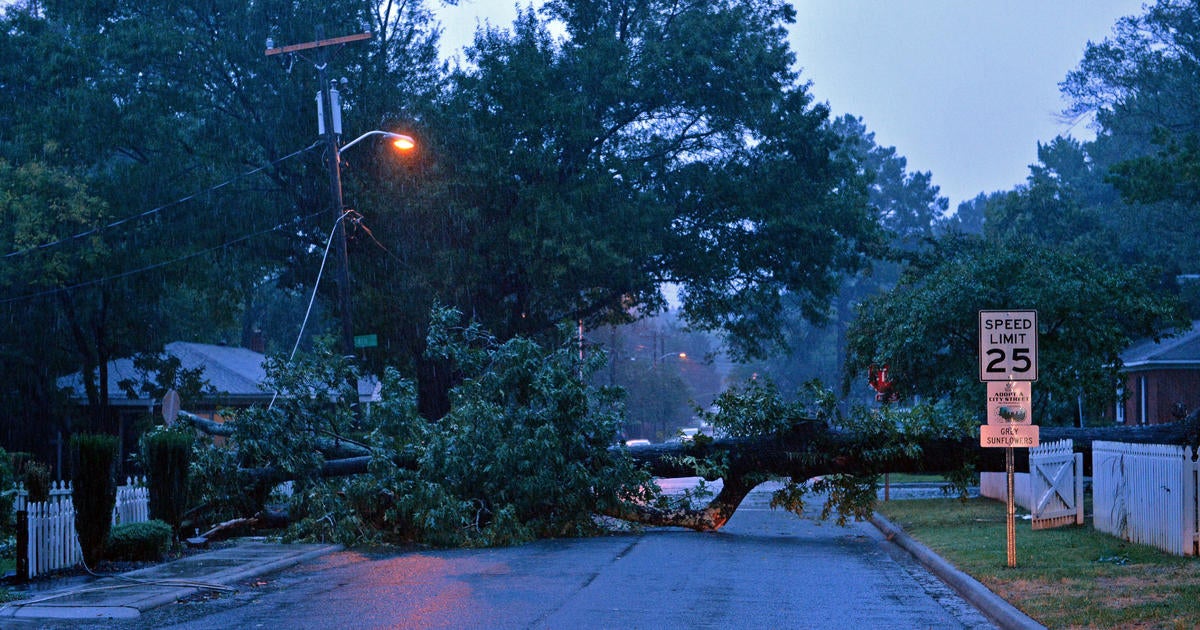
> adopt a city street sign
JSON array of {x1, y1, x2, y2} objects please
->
[
  {"x1": 986, "y1": 381, "x2": 1032, "y2": 425},
  {"x1": 978, "y1": 310, "x2": 1038, "y2": 382}
]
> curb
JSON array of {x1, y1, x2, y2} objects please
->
[{"x1": 870, "y1": 512, "x2": 1045, "y2": 630}]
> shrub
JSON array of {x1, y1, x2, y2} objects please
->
[
  {"x1": 70, "y1": 433, "x2": 118, "y2": 567},
  {"x1": 22, "y1": 461, "x2": 51, "y2": 503},
  {"x1": 0, "y1": 448, "x2": 14, "y2": 536},
  {"x1": 106, "y1": 520, "x2": 172, "y2": 562},
  {"x1": 139, "y1": 427, "x2": 193, "y2": 536}
]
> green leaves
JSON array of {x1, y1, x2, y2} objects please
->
[
  {"x1": 236, "y1": 308, "x2": 649, "y2": 547},
  {"x1": 700, "y1": 378, "x2": 823, "y2": 439},
  {"x1": 845, "y1": 233, "x2": 1186, "y2": 425},
  {"x1": 0, "y1": 160, "x2": 111, "y2": 289},
  {"x1": 356, "y1": 0, "x2": 878, "y2": 377}
]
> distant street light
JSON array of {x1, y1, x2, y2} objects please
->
[
  {"x1": 633, "y1": 350, "x2": 691, "y2": 364},
  {"x1": 629, "y1": 351, "x2": 686, "y2": 364}
]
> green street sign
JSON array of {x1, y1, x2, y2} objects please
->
[{"x1": 353, "y1": 334, "x2": 378, "y2": 349}]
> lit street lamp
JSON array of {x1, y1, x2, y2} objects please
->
[
  {"x1": 324, "y1": 119, "x2": 414, "y2": 357},
  {"x1": 630, "y1": 351, "x2": 686, "y2": 364},
  {"x1": 339, "y1": 130, "x2": 416, "y2": 155},
  {"x1": 266, "y1": 32, "x2": 416, "y2": 357}
]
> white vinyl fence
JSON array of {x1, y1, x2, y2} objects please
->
[
  {"x1": 980, "y1": 467, "x2": 1032, "y2": 510},
  {"x1": 1092, "y1": 441, "x2": 1200, "y2": 556},
  {"x1": 12, "y1": 477, "x2": 150, "y2": 578},
  {"x1": 112, "y1": 480, "x2": 150, "y2": 526}
]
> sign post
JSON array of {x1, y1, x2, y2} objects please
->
[{"x1": 978, "y1": 309, "x2": 1038, "y2": 568}]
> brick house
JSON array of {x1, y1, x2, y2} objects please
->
[{"x1": 1116, "y1": 322, "x2": 1200, "y2": 425}]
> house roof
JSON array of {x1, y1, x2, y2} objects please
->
[
  {"x1": 58, "y1": 341, "x2": 381, "y2": 407},
  {"x1": 1120, "y1": 321, "x2": 1200, "y2": 370},
  {"x1": 57, "y1": 342, "x2": 271, "y2": 407}
]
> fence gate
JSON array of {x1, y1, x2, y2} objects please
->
[{"x1": 1030, "y1": 438, "x2": 1083, "y2": 530}]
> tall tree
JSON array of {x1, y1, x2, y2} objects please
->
[
  {"x1": 733, "y1": 115, "x2": 946, "y2": 398},
  {"x1": 938, "y1": 192, "x2": 991, "y2": 236},
  {"x1": 354, "y1": 1, "x2": 882, "y2": 415},
  {"x1": 0, "y1": 0, "x2": 443, "y2": 440},
  {"x1": 1059, "y1": 0, "x2": 1200, "y2": 277},
  {"x1": 982, "y1": 137, "x2": 1116, "y2": 254},
  {"x1": 1061, "y1": 0, "x2": 1200, "y2": 158}
]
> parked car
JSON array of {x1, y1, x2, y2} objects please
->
[{"x1": 624, "y1": 439, "x2": 651, "y2": 447}]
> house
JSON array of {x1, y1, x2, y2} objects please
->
[
  {"x1": 56, "y1": 341, "x2": 382, "y2": 476},
  {"x1": 1116, "y1": 322, "x2": 1200, "y2": 425},
  {"x1": 57, "y1": 341, "x2": 381, "y2": 428},
  {"x1": 57, "y1": 341, "x2": 274, "y2": 425}
]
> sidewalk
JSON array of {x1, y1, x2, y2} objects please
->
[{"x1": 0, "y1": 541, "x2": 340, "y2": 621}]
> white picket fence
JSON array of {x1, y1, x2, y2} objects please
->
[
  {"x1": 112, "y1": 481, "x2": 150, "y2": 526},
  {"x1": 21, "y1": 498, "x2": 81, "y2": 578},
  {"x1": 979, "y1": 439, "x2": 1083, "y2": 530},
  {"x1": 12, "y1": 477, "x2": 150, "y2": 578},
  {"x1": 1092, "y1": 441, "x2": 1200, "y2": 556}
]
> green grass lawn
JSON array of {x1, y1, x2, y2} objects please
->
[
  {"x1": 875, "y1": 498, "x2": 1200, "y2": 629},
  {"x1": 880, "y1": 472, "x2": 946, "y2": 484},
  {"x1": 0, "y1": 556, "x2": 13, "y2": 603}
]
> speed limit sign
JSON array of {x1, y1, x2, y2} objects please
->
[{"x1": 979, "y1": 310, "x2": 1038, "y2": 382}]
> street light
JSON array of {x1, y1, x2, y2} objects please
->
[
  {"x1": 319, "y1": 79, "x2": 415, "y2": 358},
  {"x1": 339, "y1": 130, "x2": 416, "y2": 155},
  {"x1": 266, "y1": 32, "x2": 415, "y2": 358},
  {"x1": 630, "y1": 352, "x2": 686, "y2": 363}
]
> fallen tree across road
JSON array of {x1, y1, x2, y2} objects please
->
[
  {"x1": 172, "y1": 315, "x2": 1200, "y2": 541},
  {"x1": 596, "y1": 420, "x2": 1199, "y2": 531},
  {"x1": 182, "y1": 408, "x2": 1198, "y2": 534}
]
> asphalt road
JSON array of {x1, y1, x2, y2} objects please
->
[{"x1": 39, "y1": 482, "x2": 996, "y2": 629}]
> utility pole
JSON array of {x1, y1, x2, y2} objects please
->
[{"x1": 266, "y1": 31, "x2": 372, "y2": 358}]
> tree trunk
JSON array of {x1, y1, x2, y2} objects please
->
[
  {"x1": 184, "y1": 413, "x2": 1199, "y2": 533},
  {"x1": 593, "y1": 421, "x2": 1199, "y2": 530}
]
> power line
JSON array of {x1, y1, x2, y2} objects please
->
[
  {"x1": 0, "y1": 210, "x2": 327, "y2": 306},
  {"x1": 269, "y1": 211, "x2": 348, "y2": 411},
  {"x1": 2, "y1": 141, "x2": 321, "y2": 260}
]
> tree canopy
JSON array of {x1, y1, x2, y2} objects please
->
[
  {"x1": 327, "y1": 0, "x2": 884, "y2": 414},
  {"x1": 845, "y1": 233, "x2": 1186, "y2": 425},
  {"x1": 0, "y1": 0, "x2": 443, "y2": 440},
  {"x1": 840, "y1": 0, "x2": 1200, "y2": 427}
]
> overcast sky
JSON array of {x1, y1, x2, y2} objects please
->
[{"x1": 435, "y1": 0, "x2": 1148, "y2": 213}]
